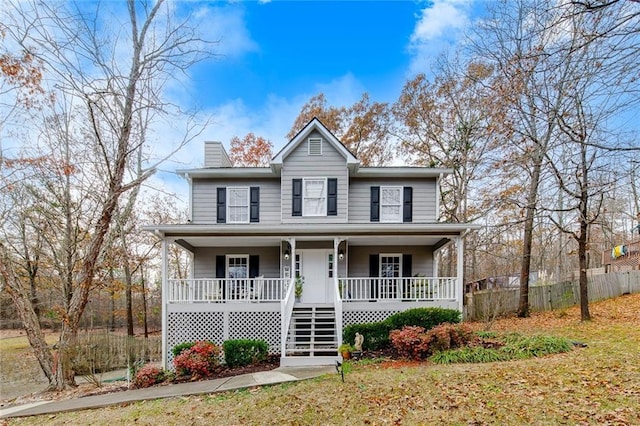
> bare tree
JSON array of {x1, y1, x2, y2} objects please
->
[{"x1": 0, "y1": 0, "x2": 212, "y2": 390}]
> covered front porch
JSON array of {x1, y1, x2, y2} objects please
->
[{"x1": 152, "y1": 224, "x2": 471, "y2": 367}]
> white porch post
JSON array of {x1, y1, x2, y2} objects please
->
[
  {"x1": 161, "y1": 238, "x2": 168, "y2": 369},
  {"x1": 433, "y1": 250, "x2": 440, "y2": 278},
  {"x1": 456, "y1": 235, "x2": 464, "y2": 313},
  {"x1": 333, "y1": 238, "x2": 344, "y2": 347}
]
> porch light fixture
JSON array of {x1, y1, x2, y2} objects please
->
[
  {"x1": 338, "y1": 249, "x2": 344, "y2": 261},
  {"x1": 284, "y1": 249, "x2": 290, "y2": 261}
]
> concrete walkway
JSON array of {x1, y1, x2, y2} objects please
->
[{"x1": 0, "y1": 366, "x2": 336, "y2": 419}]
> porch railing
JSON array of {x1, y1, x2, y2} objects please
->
[
  {"x1": 168, "y1": 278, "x2": 288, "y2": 303},
  {"x1": 338, "y1": 277, "x2": 458, "y2": 302}
]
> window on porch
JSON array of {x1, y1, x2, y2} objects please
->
[{"x1": 226, "y1": 255, "x2": 248, "y2": 278}]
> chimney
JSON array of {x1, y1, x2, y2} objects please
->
[{"x1": 203, "y1": 141, "x2": 232, "y2": 168}]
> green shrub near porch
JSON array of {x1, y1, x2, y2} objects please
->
[
  {"x1": 343, "y1": 308, "x2": 461, "y2": 351},
  {"x1": 386, "y1": 307, "x2": 461, "y2": 331},
  {"x1": 223, "y1": 339, "x2": 268, "y2": 368}
]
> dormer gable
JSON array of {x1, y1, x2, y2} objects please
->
[{"x1": 270, "y1": 118, "x2": 359, "y2": 173}]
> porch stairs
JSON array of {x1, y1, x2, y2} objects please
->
[{"x1": 281, "y1": 304, "x2": 339, "y2": 367}]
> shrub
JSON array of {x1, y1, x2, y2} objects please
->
[
  {"x1": 385, "y1": 308, "x2": 461, "y2": 332},
  {"x1": 343, "y1": 322, "x2": 392, "y2": 351},
  {"x1": 172, "y1": 342, "x2": 196, "y2": 358},
  {"x1": 423, "y1": 323, "x2": 475, "y2": 353},
  {"x1": 500, "y1": 334, "x2": 573, "y2": 359},
  {"x1": 390, "y1": 326, "x2": 429, "y2": 360},
  {"x1": 223, "y1": 339, "x2": 268, "y2": 368},
  {"x1": 173, "y1": 340, "x2": 220, "y2": 379},
  {"x1": 132, "y1": 364, "x2": 167, "y2": 389},
  {"x1": 431, "y1": 347, "x2": 508, "y2": 364},
  {"x1": 343, "y1": 308, "x2": 461, "y2": 351},
  {"x1": 430, "y1": 333, "x2": 573, "y2": 364}
]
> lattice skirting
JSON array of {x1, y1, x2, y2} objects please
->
[
  {"x1": 342, "y1": 310, "x2": 402, "y2": 327},
  {"x1": 166, "y1": 311, "x2": 281, "y2": 365}
]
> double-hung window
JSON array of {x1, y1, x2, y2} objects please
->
[
  {"x1": 380, "y1": 186, "x2": 402, "y2": 222},
  {"x1": 303, "y1": 178, "x2": 327, "y2": 216},
  {"x1": 227, "y1": 187, "x2": 249, "y2": 223}
]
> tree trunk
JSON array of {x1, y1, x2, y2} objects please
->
[
  {"x1": 518, "y1": 152, "x2": 543, "y2": 317},
  {"x1": 1, "y1": 243, "x2": 55, "y2": 386}
]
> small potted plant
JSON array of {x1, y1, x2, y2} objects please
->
[
  {"x1": 294, "y1": 275, "x2": 304, "y2": 302},
  {"x1": 338, "y1": 343, "x2": 354, "y2": 360}
]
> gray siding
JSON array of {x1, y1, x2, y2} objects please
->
[
  {"x1": 281, "y1": 130, "x2": 349, "y2": 223},
  {"x1": 204, "y1": 141, "x2": 231, "y2": 167},
  {"x1": 193, "y1": 246, "x2": 280, "y2": 278},
  {"x1": 348, "y1": 178, "x2": 437, "y2": 223},
  {"x1": 347, "y1": 245, "x2": 433, "y2": 277},
  {"x1": 191, "y1": 178, "x2": 280, "y2": 224}
]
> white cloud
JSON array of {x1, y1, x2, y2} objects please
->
[
  {"x1": 408, "y1": 0, "x2": 473, "y2": 75},
  {"x1": 192, "y1": 5, "x2": 258, "y2": 59}
]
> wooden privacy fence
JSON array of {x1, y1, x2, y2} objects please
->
[
  {"x1": 72, "y1": 332, "x2": 162, "y2": 375},
  {"x1": 465, "y1": 271, "x2": 640, "y2": 321}
]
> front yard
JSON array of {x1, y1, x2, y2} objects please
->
[{"x1": 6, "y1": 293, "x2": 640, "y2": 425}]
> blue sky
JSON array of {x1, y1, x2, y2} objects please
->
[{"x1": 162, "y1": 0, "x2": 484, "y2": 173}]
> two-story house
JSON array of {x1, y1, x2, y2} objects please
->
[{"x1": 146, "y1": 118, "x2": 478, "y2": 368}]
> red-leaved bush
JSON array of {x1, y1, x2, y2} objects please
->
[
  {"x1": 424, "y1": 323, "x2": 474, "y2": 353},
  {"x1": 173, "y1": 340, "x2": 220, "y2": 380},
  {"x1": 389, "y1": 326, "x2": 430, "y2": 360},
  {"x1": 390, "y1": 323, "x2": 475, "y2": 360},
  {"x1": 132, "y1": 364, "x2": 166, "y2": 389}
]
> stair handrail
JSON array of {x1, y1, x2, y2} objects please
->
[{"x1": 280, "y1": 275, "x2": 296, "y2": 357}]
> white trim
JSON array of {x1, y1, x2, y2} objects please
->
[
  {"x1": 161, "y1": 239, "x2": 168, "y2": 369},
  {"x1": 226, "y1": 187, "x2": 250, "y2": 224},
  {"x1": 308, "y1": 137, "x2": 323, "y2": 156},
  {"x1": 380, "y1": 186, "x2": 403, "y2": 223},
  {"x1": 302, "y1": 177, "x2": 328, "y2": 217}
]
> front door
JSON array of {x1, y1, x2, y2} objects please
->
[{"x1": 299, "y1": 249, "x2": 333, "y2": 303}]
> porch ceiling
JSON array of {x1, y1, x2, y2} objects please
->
[
  {"x1": 173, "y1": 235, "x2": 450, "y2": 250},
  {"x1": 146, "y1": 222, "x2": 478, "y2": 251}
]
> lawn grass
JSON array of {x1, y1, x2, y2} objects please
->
[
  {"x1": 1, "y1": 333, "x2": 59, "y2": 400},
  {"x1": 6, "y1": 293, "x2": 640, "y2": 425}
]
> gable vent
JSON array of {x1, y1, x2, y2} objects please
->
[{"x1": 308, "y1": 138, "x2": 323, "y2": 156}]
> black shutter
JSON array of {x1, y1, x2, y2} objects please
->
[
  {"x1": 402, "y1": 254, "x2": 413, "y2": 299},
  {"x1": 216, "y1": 255, "x2": 226, "y2": 299},
  {"x1": 370, "y1": 186, "x2": 380, "y2": 222},
  {"x1": 250, "y1": 187, "x2": 260, "y2": 223},
  {"x1": 402, "y1": 254, "x2": 412, "y2": 277},
  {"x1": 216, "y1": 187, "x2": 226, "y2": 223},
  {"x1": 369, "y1": 254, "x2": 379, "y2": 299},
  {"x1": 327, "y1": 178, "x2": 337, "y2": 216},
  {"x1": 403, "y1": 187, "x2": 413, "y2": 223},
  {"x1": 249, "y1": 255, "x2": 259, "y2": 278},
  {"x1": 216, "y1": 256, "x2": 225, "y2": 278},
  {"x1": 292, "y1": 179, "x2": 302, "y2": 216}
]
